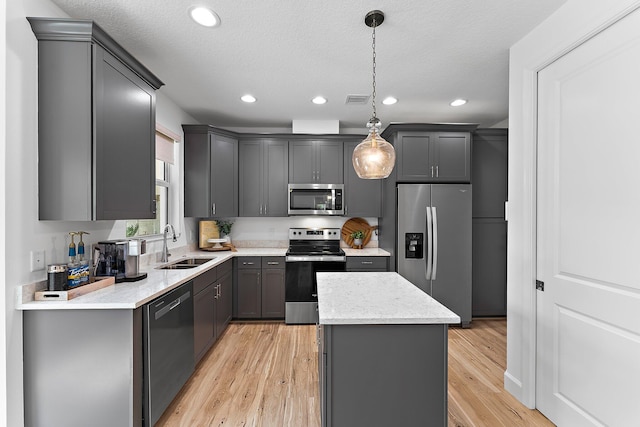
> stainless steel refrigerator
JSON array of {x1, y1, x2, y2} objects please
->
[{"x1": 397, "y1": 183, "x2": 472, "y2": 327}]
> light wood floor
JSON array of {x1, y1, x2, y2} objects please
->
[{"x1": 157, "y1": 319, "x2": 554, "y2": 427}]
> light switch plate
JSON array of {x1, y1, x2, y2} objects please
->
[{"x1": 30, "y1": 250, "x2": 45, "y2": 272}]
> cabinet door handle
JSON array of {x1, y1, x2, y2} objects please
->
[
  {"x1": 361, "y1": 261, "x2": 373, "y2": 265},
  {"x1": 264, "y1": 204, "x2": 267, "y2": 215},
  {"x1": 267, "y1": 262, "x2": 279, "y2": 265},
  {"x1": 217, "y1": 284, "x2": 221, "y2": 299},
  {"x1": 436, "y1": 165, "x2": 439, "y2": 177},
  {"x1": 430, "y1": 166, "x2": 434, "y2": 177},
  {"x1": 212, "y1": 203, "x2": 216, "y2": 215},
  {"x1": 243, "y1": 262, "x2": 255, "y2": 266}
]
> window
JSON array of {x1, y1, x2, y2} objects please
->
[{"x1": 126, "y1": 126, "x2": 178, "y2": 237}]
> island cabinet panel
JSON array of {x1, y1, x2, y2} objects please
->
[
  {"x1": 346, "y1": 256, "x2": 389, "y2": 271},
  {"x1": 239, "y1": 139, "x2": 288, "y2": 216},
  {"x1": 24, "y1": 309, "x2": 143, "y2": 427},
  {"x1": 343, "y1": 140, "x2": 382, "y2": 217},
  {"x1": 289, "y1": 140, "x2": 344, "y2": 184},
  {"x1": 183, "y1": 125, "x2": 238, "y2": 218},
  {"x1": 29, "y1": 18, "x2": 162, "y2": 220},
  {"x1": 233, "y1": 257, "x2": 285, "y2": 319},
  {"x1": 320, "y1": 324, "x2": 448, "y2": 427}
]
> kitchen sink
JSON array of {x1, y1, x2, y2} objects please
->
[{"x1": 156, "y1": 257, "x2": 216, "y2": 270}]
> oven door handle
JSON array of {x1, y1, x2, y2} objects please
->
[{"x1": 286, "y1": 255, "x2": 346, "y2": 262}]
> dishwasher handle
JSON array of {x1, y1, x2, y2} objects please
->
[{"x1": 154, "y1": 290, "x2": 191, "y2": 321}]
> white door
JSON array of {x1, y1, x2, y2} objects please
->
[{"x1": 536, "y1": 8, "x2": 640, "y2": 426}]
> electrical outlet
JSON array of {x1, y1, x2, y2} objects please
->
[{"x1": 31, "y1": 250, "x2": 46, "y2": 272}]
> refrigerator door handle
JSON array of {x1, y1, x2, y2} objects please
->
[
  {"x1": 431, "y1": 206, "x2": 438, "y2": 280},
  {"x1": 426, "y1": 206, "x2": 433, "y2": 281}
]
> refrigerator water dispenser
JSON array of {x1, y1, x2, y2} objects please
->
[{"x1": 405, "y1": 233, "x2": 423, "y2": 259}]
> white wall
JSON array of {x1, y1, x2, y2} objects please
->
[
  {"x1": 2, "y1": 1, "x2": 197, "y2": 425},
  {"x1": 1, "y1": 2, "x2": 8, "y2": 425},
  {"x1": 506, "y1": 0, "x2": 640, "y2": 408}
]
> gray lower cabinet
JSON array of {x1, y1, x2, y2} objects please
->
[
  {"x1": 239, "y1": 139, "x2": 288, "y2": 216},
  {"x1": 28, "y1": 18, "x2": 163, "y2": 220},
  {"x1": 346, "y1": 256, "x2": 389, "y2": 272},
  {"x1": 234, "y1": 257, "x2": 285, "y2": 319},
  {"x1": 193, "y1": 260, "x2": 233, "y2": 364},
  {"x1": 343, "y1": 140, "x2": 382, "y2": 217},
  {"x1": 289, "y1": 140, "x2": 344, "y2": 184},
  {"x1": 261, "y1": 257, "x2": 286, "y2": 318},
  {"x1": 319, "y1": 323, "x2": 449, "y2": 427},
  {"x1": 183, "y1": 125, "x2": 238, "y2": 218}
]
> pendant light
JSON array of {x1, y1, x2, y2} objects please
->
[{"x1": 352, "y1": 10, "x2": 396, "y2": 179}]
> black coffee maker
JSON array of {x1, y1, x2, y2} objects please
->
[{"x1": 95, "y1": 239, "x2": 147, "y2": 282}]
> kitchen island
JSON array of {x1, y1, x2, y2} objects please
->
[{"x1": 317, "y1": 272, "x2": 460, "y2": 427}]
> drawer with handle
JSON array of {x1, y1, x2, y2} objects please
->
[{"x1": 346, "y1": 256, "x2": 389, "y2": 271}]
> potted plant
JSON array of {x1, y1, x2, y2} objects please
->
[
  {"x1": 350, "y1": 230, "x2": 365, "y2": 247},
  {"x1": 216, "y1": 219, "x2": 234, "y2": 242}
]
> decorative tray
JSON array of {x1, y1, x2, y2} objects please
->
[{"x1": 35, "y1": 276, "x2": 116, "y2": 301}]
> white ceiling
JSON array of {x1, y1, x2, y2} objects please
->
[{"x1": 50, "y1": 0, "x2": 566, "y2": 131}]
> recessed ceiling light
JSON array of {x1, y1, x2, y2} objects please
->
[
  {"x1": 189, "y1": 6, "x2": 220, "y2": 27},
  {"x1": 450, "y1": 99, "x2": 467, "y2": 107},
  {"x1": 312, "y1": 96, "x2": 327, "y2": 105},
  {"x1": 382, "y1": 97, "x2": 398, "y2": 105},
  {"x1": 241, "y1": 94, "x2": 256, "y2": 103}
]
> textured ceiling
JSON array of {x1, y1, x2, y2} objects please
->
[{"x1": 49, "y1": 0, "x2": 566, "y2": 131}]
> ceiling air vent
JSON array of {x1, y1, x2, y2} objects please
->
[{"x1": 345, "y1": 94, "x2": 370, "y2": 105}]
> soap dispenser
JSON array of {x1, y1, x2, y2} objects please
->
[
  {"x1": 76, "y1": 231, "x2": 90, "y2": 285},
  {"x1": 67, "y1": 232, "x2": 81, "y2": 288}
]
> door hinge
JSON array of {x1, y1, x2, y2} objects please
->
[{"x1": 536, "y1": 280, "x2": 545, "y2": 291}]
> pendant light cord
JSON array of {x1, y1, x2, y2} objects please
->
[{"x1": 371, "y1": 18, "x2": 377, "y2": 120}]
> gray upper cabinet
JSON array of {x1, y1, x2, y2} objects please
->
[
  {"x1": 388, "y1": 127, "x2": 472, "y2": 183},
  {"x1": 183, "y1": 125, "x2": 238, "y2": 218},
  {"x1": 239, "y1": 139, "x2": 288, "y2": 216},
  {"x1": 472, "y1": 129, "x2": 508, "y2": 218},
  {"x1": 28, "y1": 18, "x2": 163, "y2": 220},
  {"x1": 431, "y1": 133, "x2": 471, "y2": 182},
  {"x1": 382, "y1": 123, "x2": 476, "y2": 183},
  {"x1": 289, "y1": 140, "x2": 343, "y2": 183},
  {"x1": 343, "y1": 140, "x2": 382, "y2": 217}
]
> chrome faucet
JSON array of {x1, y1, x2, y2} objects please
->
[{"x1": 161, "y1": 224, "x2": 177, "y2": 263}]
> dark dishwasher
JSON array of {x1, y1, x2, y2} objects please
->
[{"x1": 143, "y1": 280, "x2": 194, "y2": 426}]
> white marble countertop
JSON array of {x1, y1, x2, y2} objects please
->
[
  {"x1": 17, "y1": 248, "x2": 287, "y2": 311},
  {"x1": 317, "y1": 272, "x2": 460, "y2": 325},
  {"x1": 17, "y1": 246, "x2": 391, "y2": 311}
]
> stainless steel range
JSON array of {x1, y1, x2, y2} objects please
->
[{"x1": 285, "y1": 228, "x2": 346, "y2": 324}]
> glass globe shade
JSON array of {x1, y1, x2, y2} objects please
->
[{"x1": 352, "y1": 130, "x2": 396, "y2": 179}]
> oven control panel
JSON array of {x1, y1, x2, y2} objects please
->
[{"x1": 289, "y1": 228, "x2": 341, "y2": 240}]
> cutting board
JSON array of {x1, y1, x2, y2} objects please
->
[
  {"x1": 341, "y1": 217, "x2": 378, "y2": 249},
  {"x1": 199, "y1": 220, "x2": 220, "y2": 249}
]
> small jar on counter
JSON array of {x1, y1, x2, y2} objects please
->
[{"x1": 47, "y1": 264, "x2": 68, "y2": 291}]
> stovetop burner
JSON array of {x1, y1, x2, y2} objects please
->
[{"x1": 286, "y1": 228, "x2": 345, "y2": 258}]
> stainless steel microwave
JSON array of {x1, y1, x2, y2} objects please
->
[{"x1": 287, "y1": 183, "x2": 344, "y2": 216}]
